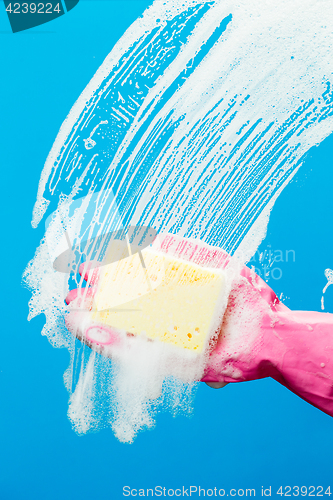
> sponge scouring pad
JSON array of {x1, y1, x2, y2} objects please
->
[{"x1": 91, "y1": 244, "x2": 227, "y2": 353}]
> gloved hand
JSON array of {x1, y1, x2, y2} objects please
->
[{"x1": 65, "y1": 235, "x2": 333, "y2": 417}]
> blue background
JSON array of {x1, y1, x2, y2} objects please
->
[{"x1": 1, "y1": 1, "x2": 333, "y2": 499}]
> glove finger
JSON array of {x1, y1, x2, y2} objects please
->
[
  {"x1": 65, "y1": 286, "x2": 96, "y2": 308},
  {"x1": 79, "y1": 261, "x2": 101, "y2": 285},
  {"x1": 65, "y1": 309, "x2": 123, "y2": 357}
]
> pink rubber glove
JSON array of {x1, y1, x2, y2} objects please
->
[
  {"x1": 65, "y1": 236, "x2": 333, "y2": 417},
  {"x1": 202, "y1": 264, "x2": 333, "y2": 417}
]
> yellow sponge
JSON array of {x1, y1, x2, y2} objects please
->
[{"x1": 91, "y1": 248, "x2": 225, "y2": 353}]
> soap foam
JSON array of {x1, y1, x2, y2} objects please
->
[
  {"x1": 24, "y1": 0, "x2": 333, "y2": 441},
  {"x1": 67, "y1": 314, "x2": 205, "y2": 443}
]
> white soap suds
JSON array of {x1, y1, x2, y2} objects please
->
[
  {"x1": 24, "y1": 0, "x2": 333, "y2": 441},
  {"x1": 321, "y1": 268, "x2": 333, "y2": 310}
]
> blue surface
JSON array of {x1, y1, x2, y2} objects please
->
[{"x1": 0, "y1": 2, "x2": 333, "y2": 498}]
